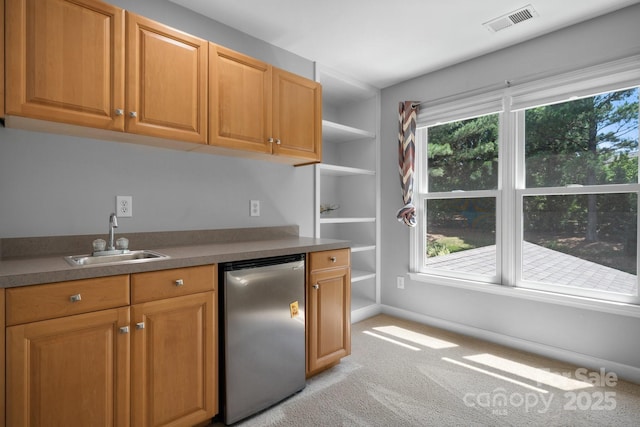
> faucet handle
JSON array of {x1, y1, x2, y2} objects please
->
[
  {"x1": 116, "y1": 237, "x2": 129, "y2": 250},
  {"x1": 92, "y1": 239, "x2": 107, "y2": 252}
]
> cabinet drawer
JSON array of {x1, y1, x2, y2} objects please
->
[
  {"x1": 6, "y1": 275, "x2": 130, "y2": 326},
  {"x1": 309, "y1": 248, "x2": 350, "y2": 271},
  {"x1": 131, "y1": 265, "x2": 216, "y2": 304}
]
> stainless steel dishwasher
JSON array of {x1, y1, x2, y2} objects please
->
[{"x1": 220, "y1": 253, "x2": 306, "y2": 425}]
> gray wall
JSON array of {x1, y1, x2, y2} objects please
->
[
  {"x1": 0, "y1": 0, "x2": 315, "y2": 238},
  {"x1": 380, "y1": 4, "x2": 640, "y2": 378}
]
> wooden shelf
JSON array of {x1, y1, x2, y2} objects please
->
[{"x1": 322, "y1": 120, "x2": 375, "y2": 143}]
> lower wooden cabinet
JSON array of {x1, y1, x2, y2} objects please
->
[
  {"x1": 6, "y1": 307, "x2": 131, "y2": 427},
  {"x1": 2, "y1": 249, "x2": 352, "y2": 423},
  {"x1": 4, "y1": 265, "x2": 218, "y2": 427},
  {"x1": 131, "y1": 291, "x2": 217, "y2": 426},
  {"x1": 0, "y1": 289, "x2": 5, "y2": 427},
  {"x1": 306, "y1": 249, "x2": 351, "y2": 376}
]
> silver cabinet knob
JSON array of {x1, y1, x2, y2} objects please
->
[
  {"x1": 136, "y1": 322, "x2": 145, "y2": 330},
  {"x1": 115, "y1": 109, "x2": 124, "y2": 116},
  {"x1": 119, "y1": 326, "x2": 130, "y2": 334},
  {"x1": 329, "y1": 256, "x2": 337, "y2": 263},
  {"x1": 175, "y1": 279, "x2": 184, "y2": 287},
  {"x1": 313, "y1": 284, "x2": 319, "y2": 290},
  {"x1": 268, "y1": 137, "x2": 274, "y2": 143},
  {"x1": 129, "y1": 111, "x2": 137, "y2": 118},
  {"x1": 69, "y1": 294, "x2": 82, "y2": 303},
  {"x1": 276, "y1": 139, "x2": 281, "y2": 145}
]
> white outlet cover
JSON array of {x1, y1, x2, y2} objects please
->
[
  {"x1": 116, "y1": 196, "x2": 133, "y2": 217},
  {"x1": 250, "y1": 200, "x2": 260, "y2": 217}
]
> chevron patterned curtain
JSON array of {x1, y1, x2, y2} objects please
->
[{"x1": 397, "y1": 101, "x2": 420, "y2": 227}]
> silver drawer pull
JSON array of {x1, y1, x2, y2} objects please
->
[
  {"x1": 69, "y1": 294, "x2": 82, "y2": 303},
  {"x1": 329, "y1": 256, "x2": 337, "y2": 263},
  {"x1": 136, "y1": 322, "x2": 145, "y2": 330},
  {"x1": 175, "y1": 279, "x2": 184, "y2": 287},
  {"x1": 119, "y1": 326, "x2": 130, "y2": 334},
  {"x1": 313, "y1": 284, "x2": 320, "y2": 290}
]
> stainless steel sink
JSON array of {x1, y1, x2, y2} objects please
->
[{"x1": 64, "y1": 250, "x2": 169, "y2": 267}]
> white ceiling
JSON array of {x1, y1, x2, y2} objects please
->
[{"x1": 169, "y1": 0, "x2": 639, "y2": 89}]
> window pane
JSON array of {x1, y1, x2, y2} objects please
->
[
  {"x1": 426, "y1": 197, "x2": 496, "y2": 275},
  {"x1": 522, "y1": 193, "x2": 637, "y2": 295},
  {"x1": 427, "y1": 114, "x2": 499, "y2": 192},
  {"x1": 525, "y1": 88, "x2": 639, "y2": 188}
]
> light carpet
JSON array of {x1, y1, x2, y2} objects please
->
[{"x1": 223, "y1": 314, "x2": 640, "y2": 426}]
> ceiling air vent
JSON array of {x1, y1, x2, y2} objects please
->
[{"x1": 483, "y1": 4, "x2": 538, "y2": 33}]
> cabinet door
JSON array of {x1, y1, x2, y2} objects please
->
[
  {"x1": 272, "y1": 67, "x2": 322, "y2": 163},
  {"x1": 307, "y1": 266, "x2": 351, "y2": 374},
  {"x1": 1, "y1": 0, "x2": 5, "y2": 119},
  {"x1": 126, "y1": 13, "x2": 208, "y2": 143},
  {"x1": 5, "y1": 0, "x2": 125, "y2": 130},
  {"x1": 209, "y1": 43, "x2": 272, "y2": 154},
  {"x1": 0, "y1": 289, "x2": 5, "y2": 427},
  {"x1": 6, "y1": 307, "x2": 131, "y2": 427},
  {"x1": 131, "y1": 292, "x2": 217, "y2": 427}
]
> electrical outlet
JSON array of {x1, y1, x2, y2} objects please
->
[
  {"x1": 116, "y1": 196, "x2": 133, "y2": 217},
  {"x1": 397, "y1": 276, "x2": 405, "y2": 289},
  {"x1": 250, "y1": 200, "x2": 260, "y2": 217}
]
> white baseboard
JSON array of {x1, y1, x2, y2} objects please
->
[
  {"x1": 380, "y1": 304, "x2": 640, "y2": 385},
  {"x1": 351, "y1": 303, "x2": 382, "y2": 324}
]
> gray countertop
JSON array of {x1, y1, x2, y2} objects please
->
[{"x1": 0, "y1": 227, "x2": 350, "y2": 288}]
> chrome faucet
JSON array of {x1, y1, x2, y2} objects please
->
[{"x1": 107, "y1": 212, "x2": 118, "y2": 251}]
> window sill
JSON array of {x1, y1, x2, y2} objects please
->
[{"x1": 408, "y1": 272, "x2": 640, "y2": 319}]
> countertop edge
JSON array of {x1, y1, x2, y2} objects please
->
[{"x1": 0, "y1": 237, "x2": 350, "y2": 288}]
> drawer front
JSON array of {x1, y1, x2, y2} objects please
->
[
  {"x1": 309, "y1": 248, "x2": 350, "y2": 271},
  {"x1": 6, "y1": 275, "x2": 130, "y2": 326},
  {"x1": 131, "y1": 264, "x2": 216, "y2": 304}
]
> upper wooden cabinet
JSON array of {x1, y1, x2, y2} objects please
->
[
  {"x1": 209, "y1": 44, "x2": 271, "y2": 154},
  {"x1": 5, "y1": 0, "x2": 126, "y2": 130},
  {"x1": 210, "y1": 44, "x2": 322, "y2": 164},
  {"x1": 4, "y1": 0, "x2": 321, "y2": 164},
  {"x1": 1, "y1": 0, "x2": 6, "y2": 119},
  {"x1": 272, "y1": 67, "x2": 322, "y2": 163},
  {"x1": 126, "y1": 12, "x2": 208, "y2": 143}
]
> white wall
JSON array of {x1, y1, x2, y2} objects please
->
[
  {"x1": 0, "y1": 0, "x2": 316, "y2": 238},
  {"x1": 380, "y1": 4, "x2": 640, "y2": 379}
]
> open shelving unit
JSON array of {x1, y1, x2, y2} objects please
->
[{"x1": 315, "y1": 66, "x2": 381, "y2": 323}]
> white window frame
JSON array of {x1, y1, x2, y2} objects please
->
[
  {"x1": 412, "y1": 115, "x2": 504, "y2": 285},
  {"x1": 410, "y1": 55, "x2": 640, "y2": 306}
]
